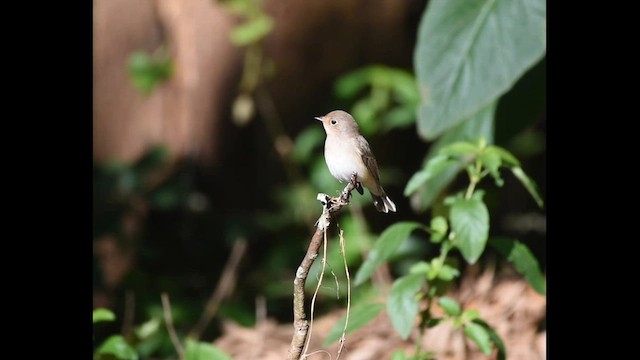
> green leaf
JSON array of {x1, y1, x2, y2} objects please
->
[
  {"x1": 414, "y1": 0, "x2": 546, "y2": 140},
  {"x1": 437, "y1": 264, "x2": 460, "y2": 281},
  {"x1": 355, "y1": 222, "x2": 425, "y2": 285},
  {"x1": 464, "y1": 322, "x2": 492, "y2": 355},
  {"x1": 511, "y1": 167, "x2": 544, "y2": 208},
  {"x1": 438, "y1": 296, "x2": 461, "y2": 316},
  {"x1": 450, "y1": 195, "x2": 489, "y2": 264},
  {"x1": 460, "y1": 309, "x2": 480, "y2": 323},
  {"x1": 489, "y1": 237, "x2": 546, "y2": 294},
  {"x1": 335, "y1": 67, "x2": 374, "y2": 99},
  {"x1": 479, "y1": 150, "x2": 503, "y2": 186},
  {"x1": 185, "y1": 339, "x2": 232, "y2": 360},
  {"x1": 229, "y1": 14, "x2": 274, "y2": 46},
  {"x1": 473, "y1": 319, "x2": 507, "y2": 360},
  {"x1": 323, "y1": 303, "x2": 384, "y2": 345},
  {"x1": 352, "y1": 97, "x2": 382, "y2": 136},
  {"x1": 387, "y1": 274, "x2": 423, "y2": 340},
  {"x1": 134, "y1": 318, "x2": 161, "y2": 339},
  {"x1": 410, "y1": 100, "x2": 496, "y2": 211},
  {"x1": 127, "y1": 51, "x2": 173, "y2": 94},
  {"x1": 292, "y1": 126, "x2": 325, "y2": 164},
  {"x1": 381, "y1": 106, "x2": 417, "y2": 131},
  {"x1": 95, "y1": 335, "x2": 139, "y2": 360},
  {"x1": 409, "y1": 261, "x2": 431, "y2": 276},
  {"x1": 429, "y1": 216, "x2": 448, "y2": 243},
  {"x1": 93, "y1": 308, "x2": 115, "y2": 324},
  {"x1": 486, "y1": 145, "x2": 521, "y2": 167},
  {"x1": 404, "y1": 155, "x2": 459, "y2": 196},
  {"x1": 438, "y1": 142, "x2": 478, "y2": 158}
]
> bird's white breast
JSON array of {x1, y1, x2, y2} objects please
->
[{"x1": 324, "y1": 136, "x2": 369, "y2": 183}]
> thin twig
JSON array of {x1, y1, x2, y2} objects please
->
[
  {"x1": 161, "y1": 292, "x2": 185, "y2": 360},
  {"x1": 188, "y1": 238, "x2": 248, "y2": 340},
  {"x1": 301, "y1": 223, "x2": 329, "y2": 358},
  {"x1": 286, "y1": 173, "x2": 359, "y2": 360},
  {"x1": 121, "y1": 290, "x2": 135, "y2": 338},
  {"x1": 336, "y1": 229, "x2": 351, "y2": 360}
]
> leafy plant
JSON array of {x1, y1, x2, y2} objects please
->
[
  {"x1": 92, "y1": 307, "x2": 233, "y2": 360},
  {"x1": 127, "y1": 51, "x2": 174, "y2": 95},
  {"x1": 322, "y1": 0, "x2": 546, "y2": 357},
  {"x1": 326, "y1": 139, "x2": 544, "y2": 358}
]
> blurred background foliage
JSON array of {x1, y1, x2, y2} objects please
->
[{"x1": 93, "y1": 0, "x2": 545, "y2": 358}]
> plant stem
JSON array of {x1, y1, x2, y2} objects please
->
[{"x1": 465, "y1": 160, "x2": 483, "y2": 200}]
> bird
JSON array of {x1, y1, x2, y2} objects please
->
[{"x1": 316, "y1": 110, "x2": 396, "y2": 213}]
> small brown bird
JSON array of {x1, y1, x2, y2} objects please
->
[{"x1": 316, "y1": 110, "x2": 396, "y2": 213}]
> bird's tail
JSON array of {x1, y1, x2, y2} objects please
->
[{"x1": 372, "y1": 192, "x2": 397, "y2": 213}]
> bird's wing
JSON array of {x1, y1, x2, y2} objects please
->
[{"x1": 356, "y1": 135, "x2": 382, "y2": 192}]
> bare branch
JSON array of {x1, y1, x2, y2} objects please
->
[
  {"x1": 286, "y1": 172, "x2": 358, "y2": 360},
  {"x1": 161, "y1": 292, "x2": 185, "y2": 360},
  {"x1": 188, "y1": 238, "x2": 248, "y2": 340}
]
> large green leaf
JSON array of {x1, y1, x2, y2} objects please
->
[
  {"x1": 185, "y1": 339, "x2": 232, "y2": 360},
  {"x1": 489, "y1": 237, "x2": 546, "y2": 294},
  {"x1": 323, "y1": 303, "x2": 385, "y2": 345},
  {"x1": 410, "y1": 101, "x2": 495, "y2": 211},
  {"x1": 95, "y1": 335, "x2": 139, "y2": 360},
  {"x1": 354, "y1": 222, "x2": 425, "y2": 285},
  {"x1": 387, "y1": 274, "x2": 423, "y2": 340},
  {"x1": 414, "y1": 0, "x2": 546, "y2": 140},
  {"x1": 450, "y1": 194, "x2": 490, "y2": 264}
]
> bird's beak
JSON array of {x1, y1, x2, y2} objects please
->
[{"x1": 315, "y1": 116, "x2": 323, "y2": 122}]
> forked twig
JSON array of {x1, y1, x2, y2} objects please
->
[{"x1": 286, "y1": 173, "x2": 359, "y2": 360}]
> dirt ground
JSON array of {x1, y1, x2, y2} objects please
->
[{"x1": 215, "y1": 264, "x2": 546, "y2": 359}]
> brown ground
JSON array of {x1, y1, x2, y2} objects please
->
[{"x1": 215, "y1": 264, "x2": 546, "y2": 359}]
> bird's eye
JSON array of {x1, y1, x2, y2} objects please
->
[{"x1": 331, "y1": 120, "x2": 337, "y2": 125}]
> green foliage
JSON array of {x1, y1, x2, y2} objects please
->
[
  {"x1": 95, "y1": 336, "x2": 139, "y2": 360},
  {"x1": 449, "y1": 193, "x2": 490, "y2": 264},
  {"x1": 335, "y1": 65, "x2": 420, "y2": 136},
  {"x1": 387, "y1": 274, "x2": 424, "y2": 340},
  {"x1": 323, "y1": 303, "x2": 385, "y2": 345},
  {"x1": 354, "y1": 222, "x2": 426, "y2": 285},
  {"x1": 489, "y1": 238, "x2": 546, "y2": 294},
  {"x1": 223, "y1": 0, "x2": 274, "y2": 46},
  {"x1": 404, "y1": 155, "x2": 458, "y2": 197},
  {"x1": 347, "y1": 0, "x2": 546, "y2": 348},
  {"x1": 93, "y1": 308, "x2": 116, "y2": 324},
  {"x1": 438, "y1": 297, "x2": 461, "y2": 317},
  {"x1": 414, "y1": 0, "x2": 546, "y2": 140},
  {"x1": 429, "y1": 216, "x2": 448, "y2": 243},
  {"x1": 463, "y1": 322, "x2": 492, "y2": 355},
  {"x1": 229, "y1": 14, "x2": 274, "y2": 46},
  {"x1": 127, "y1": 51, "x2": 173, "y2": 95},
  {"x1": 512, "y1": 167, "x2": 544, "y2": 207},
  {"x1": 185, "y1": 340, "x2": 233, "y2": 360},
  {"x1": 473, "y1": 319, "x2": 507, "y2": 360},
  {"x1": 292, "y1": 126, "x2": 325, "y2": 164},
  {"x1": 408, "y1": 101, "x2": 496, "y2": 211}
]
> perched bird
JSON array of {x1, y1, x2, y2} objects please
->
[{"x1": 316, "y1": 110, "x2": 396, "y2": 213}]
